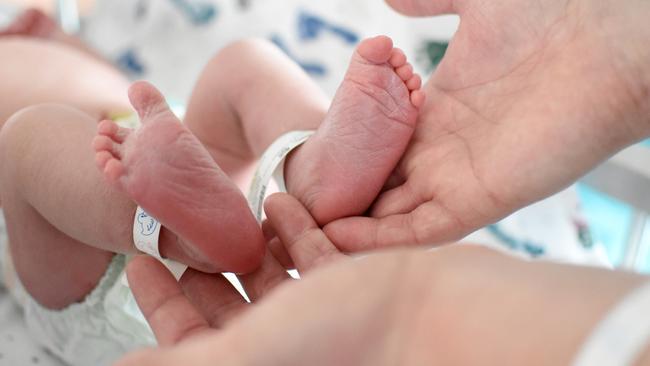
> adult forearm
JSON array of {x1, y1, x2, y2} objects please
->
[{"x1": 406, "y1": 246, "x2": 649, "y2": 365}]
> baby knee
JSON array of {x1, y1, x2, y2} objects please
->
[
  {"x1": 2, "y1": 104, "x2": 64, "y2": 139},
  {"x1": 2, "y1": 103, "x2": 89, "y2": 140},
  {"x1": 0, "y1": 104, "x2": 83, "y2": 166}
]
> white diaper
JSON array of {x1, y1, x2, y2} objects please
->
[{"x1": 0, "y1": 211, "x2": 155, "y2": 366}]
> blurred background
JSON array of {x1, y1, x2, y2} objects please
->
[{"x1": 0, "y1": 1, "x2": 648, "y2": 364}]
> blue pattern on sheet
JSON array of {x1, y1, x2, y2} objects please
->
[
  {"x1": 298, "y1": 10, "x2": 359, "y2": 45},
  {"x1": 116, "y1": 49, "x2": 146, "y2": 76},
  {"x1": 487, "y1": 224, "x2": 546, "y2": 258},
  {"x1": 270, "y1": 35, "x2": 327, "y2": 76}
]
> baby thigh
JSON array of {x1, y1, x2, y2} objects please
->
[
  {"x1": 184, "y1": 39, "x2": 328, "y2": 160},
  {"x1": 0, "y1": 38, "x2": 131, "y2": 123},
  {"x1": 0, "y1": 104, "x2": 135, "y2": 310}
]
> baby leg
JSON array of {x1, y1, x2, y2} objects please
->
[
  {"x1": 284, "y1": 36, "x2": 424, "y2": 224},
  {"x1": 0, "y1": 105, "x2": 231, "y2": 309},
  {"x1": 182, "y1": 39, "x2": 330, "y2": 186},
  {"x1": 0, "y1": 38, "x2": 131, "y2": 123},
  {"x1": 94, "y1": 83, "x2": 265, "y2": 275},
  {"x1": 0, "y1": 105, "x2": 130, "y2": 309}
]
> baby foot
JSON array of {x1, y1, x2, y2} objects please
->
[
  {"x1": 285, "y1": 36, "x2": 424, "y2": 225},
  {"x1": 93, "y1": 81, "x2": 265, "y2": 273}
]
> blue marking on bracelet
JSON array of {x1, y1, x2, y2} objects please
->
[
  {"x1": 137, "y1": 212, "x2": 158, "y2": 236},
  {"x1": 487, "y1": 224, "x2": 546, "y2": 257}
]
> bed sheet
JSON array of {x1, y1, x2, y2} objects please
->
[{"x1": 81, "y1": 0, "x2": 459, "y2": 101}]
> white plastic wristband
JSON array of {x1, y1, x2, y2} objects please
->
[
  {"x1": 132, "y1": 206, "x2": 187, "y2": 280},
  {"x1": 247, "y1": 130, "x2": 315, "y2": 222},
  {"x1": 572, "y1": 281, "x2": 650, "y2": 366}
]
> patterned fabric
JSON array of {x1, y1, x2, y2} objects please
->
[{"x1": 82, "y1": 0, "x2": 458, "y2": 99}]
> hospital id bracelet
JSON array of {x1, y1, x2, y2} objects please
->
[
  {"x1": 247, "y1": 130, "x2": 315, "y2": 222},
  {"x1": 132, "y1": 206, "x2": 187, "y2": 280}
]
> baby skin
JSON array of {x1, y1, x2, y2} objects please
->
[
  {"x1": 0, "y1": 35, "x2": 421, "y2": 310},
  {"x1": 0, "y1": 8, "x2": 104, "y2": 62},
  {"x1": 93, "y1": 36, "x2": 423, "y2": 271}
]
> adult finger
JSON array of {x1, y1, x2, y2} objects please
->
[
  {"x1": 324, "y1": 201, "x2": 468, "y2": 252},
  {"x1": 264, "y1": 193, "x2": 347, "y2": 274},
  {"x1": 115, "y1": 334, "x2": 238, "y2": 366},
  {"x1": 268, "y1": 236, "x2": 296, "y2": 269},
  {"x1": 178, "y1": 269, "x2": 249, "y2": 327},
  {"x1": 263, "y1": 219, "x2": 295, "y2": 268},
  {"x1": 370, "y1": 180, "x2": 422, "y2": 217},
  {"x1": 126, "y1": 256, "x2": 212, "y2": 346},
  {"x1": 238, "y1": 249, "x2": 292, "y2": 302}
]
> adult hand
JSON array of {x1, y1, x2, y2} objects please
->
[
  {"x1": 116, "y1": 193, "x2": 422, "y2": 365},
  {"x1": 118, "y1": 249, "x2": 426, "y2": 366},
  {"x1": 121, "y1": 192, "x2": 347, "y2": 347},
  {"x1": 325, "y1": 0, "x2": 650, "y2": 250},
  {"x1": 117, "y1": 193, "x2": 649, "y2": 366}
]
